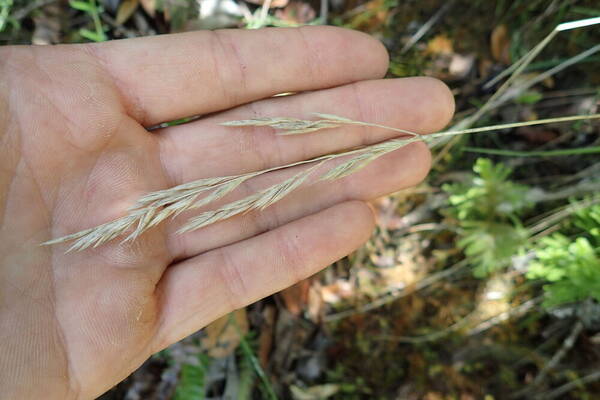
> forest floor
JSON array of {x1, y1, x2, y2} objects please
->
[{"x1": 2, "y1": 0, "x2": 600, "y2": 399}]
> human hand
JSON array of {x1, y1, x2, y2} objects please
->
[{"x1": 0, "y1": 26, "x2": 453, "y2": 399}]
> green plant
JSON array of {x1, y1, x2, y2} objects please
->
[
  {"x1": 69, "y1": 0, "x2": 107, "y2": 42},
  {"x1": 173, "y1": 353, "x2": 211, "y2": 400},
  {"x1": 443, "y1": 158, "x2": 532, "y2": 277},
  {"x1": 527, "y1": 203, "x2": 600, "y2": 308},
  {"x1": 0, "y1": 0, "x2": 14, "y2": 32},
  {"x1": 233, "y1": 317, "x2": 277, "y2": 400}
]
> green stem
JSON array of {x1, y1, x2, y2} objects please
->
[
  {"x1": 90, "y1": 0, "x2": 106, "y2": 41},
  {"x1": 464, "y1": 146, "x2": 600, "y2": 157},
  {"x1": 230, "y1": 315, "x2": 278, "y2": 400},
  {"x1": 427, "y1": 114, "x2": 600, "y2": 139}
]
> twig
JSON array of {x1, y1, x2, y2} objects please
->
[
  {"x1": 538, "y1": 369, "x2": 600, "y2": 400},
  {"x1": 492, "y1": 44, "x2": 600, "y2": 107},
  {"x1": 528, "y1": 195, "x2": 600, "y2": 240},
  {"x1": 400, "y1": 0, "x2": 454, "y2": 54},
  {"x1": 529, "y1": 181, "x2": 600, "y2": 203},
  {"x1": 447, "y1": 16, "x2": 600, "y2": 142},
  {"x1": 464, "y1": 146, "x2": 600, "y2": 157},
  {"x1": 11, "y1": 0, "x2": 57, "y2": 20},
  {"x1": 512, "y1": 320, "x2": 584, "y2": 398},
  {"x1": 452, "y1": 28, "x2": 558, "y2": 132},
  {"x1": 467, "y1": 297, "x2": 541, "y2": 336},
  {"x1": 324, "y1": 260, "x2": 469, "y2": 322},
  {"x1": 100, "y1": 13, "x2": 138, "y2": 38},
  {"x1": 378, "y1": 297, "x2": 540, "y2": 344},
  {"x1": 483, "y1": 17, "x2": 600, "y2": 90}
]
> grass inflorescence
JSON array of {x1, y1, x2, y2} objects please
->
[{"x1": 43, "y1": 112, "x2": 600, "y2": 252}]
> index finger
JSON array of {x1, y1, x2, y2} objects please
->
[{"x1": 87, "y1": 26, "x2": 389, "y2": 126}]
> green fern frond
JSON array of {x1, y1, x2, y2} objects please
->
[
  {"x1": 444, "y1": 158, "x2": 531, "y2": 277},
  {"x1": 444, "y1": 158, "x2": 532, "y2": 221},
  {"x1": 528, "y1": 234, "x2": 600, "y2": 308},
  {"x1": 460, "y1": 221, "x2": 529, "y2": 278},
  {"x1": 527, "y1": 203, "x2": 600, "y2": 308}
]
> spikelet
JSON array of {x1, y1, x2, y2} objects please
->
[{"x1": 43, "y1": 113, "x2": 600, "y2": 251}]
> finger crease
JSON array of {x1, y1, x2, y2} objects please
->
[{"x1": 216, "y1": 247, "x2": 248, "y2": 310}]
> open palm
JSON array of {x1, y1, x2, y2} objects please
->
[{"x1": 0, "y1": 26, "x2": 453, "y2": 399}]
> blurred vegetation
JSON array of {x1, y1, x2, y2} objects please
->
[{"x1": 443, "y1": 158, "x2": 532, "y2": 277}]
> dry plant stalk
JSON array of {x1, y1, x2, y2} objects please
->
[{"x1": 42, "y1": 112, "x2": 600, "y2": 252}]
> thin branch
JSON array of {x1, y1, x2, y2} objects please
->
[
  {"x1": 539, "y1": 369, "x2": 600, "y2": 400},
  {"x1": 400, "y1": 0, "x2": 454, "y2": 54},
  {"x1": 12, "y1": 0, "x2": 58, "y2": 20},
  {"x1": 377, "y1": 297, "x2": 540, "y2": 344},
  {"x1": 324, "y1": 260, "x2": 468, "y2": 323},
  {"x1": 466, "y1": 297, "x2": 541, "y2": 336},
  {"x1": 512, "y1": 320, "x2": 584, "y2": 398}
]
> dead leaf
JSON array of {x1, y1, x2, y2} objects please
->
[
  {"x1": 516, "y1": 126, "x2": 559, "y2": 144},
  {"x1": 321, "y1": 280, "x2": 354, "y2": 305},
  {"x1": 200, "y1": 309, "x2": 248, "y2": 358},
  {"x1": 491, "y1": 24, "x2": 511, "y2": 64},
  {"x1": 479, "y1": 58, "x2": 495, "y2": 79},
  {"x1": 258, "y1": 305, "x2": 276, "y2": 368},
  {"x1": 427, "y1": 35, "x2": 454, "y2": 55},
  {"x1": 279, "y1": 278, "x2": 311, "y2": 316},
  {"x1": 139, "y1": 0, "x2": 156, "y2": 16},
  {"x1": 307, "y1": 282, "x2": 323, "y2": 322},
  {"x1": 116, "y1": 0, "x2": 139, "y2": 25}
]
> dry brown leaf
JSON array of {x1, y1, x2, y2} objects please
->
[
  {"x1": 139, "y1": 0, "x2": 156, "y2": 16},
  {"x1": 491, "y1": 24, "x2": 511, "y2": 64},
  {"x1": 427, "y1": 35, "x2": 454, "y2": 55},
  {"x1": 116, "y1": 0, "x2": 139, "y2": 25},
  {"x1": 258, "y1": 305, "x2": 276, "y2": 368},
  {"x1": 279, "y1": 279, "x2": 311, "y2": 316},
  {"x1": 200, "y1": 309, "x2": 248, "y2": 358},
  {"x1": 478, "y1": 58, "x2": 495, "y2": 79},
  {"x1": 307, "y1": 282, "x2": 323, "y2": 323},
  {"x1": 516, "y1": 126, "x2": 559, "y2": 144}
]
